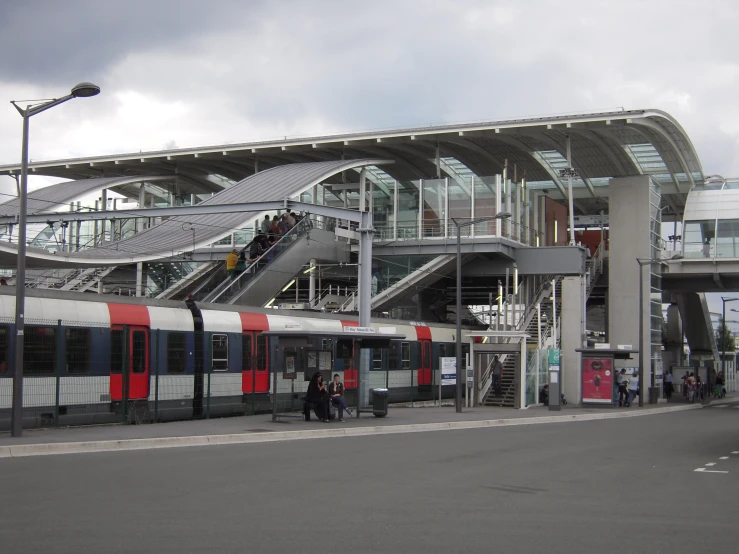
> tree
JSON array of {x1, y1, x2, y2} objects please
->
[{"x1": 716, "y1": 321, "x2": 735, "y2": 352}]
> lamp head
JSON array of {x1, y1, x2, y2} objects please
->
[
  {"x1": 494, "y1": 212, "x2": 512, "y2": 220},
  {"x1": 71, "y1": 82, "x2": 101, "y2": 98}
]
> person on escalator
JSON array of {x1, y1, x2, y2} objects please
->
[
  {"x1": 260, "y1": 214, "x2": 271, "y2": 235},
  {"x1": 225, "y1": 249, "x2": 238, "y2": 280}
]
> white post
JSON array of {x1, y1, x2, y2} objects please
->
[
  {"x1": 444, "y1": 177, "x2": 449, "y2": 238},
  {"x1": 552, "y1": 279, "x2": 557, "y2": 347},
  {"x1": 532, "y1": 192, "x2": 539, "y2": 247},
  {"x1": 393, "y1": 180, "x2": 398, "y2": 241},
  {"x1": 470, "y1": 176, "x2": 476, "y2": 238},
  {"x1": 566, "y1": 135, "x2": 575, "y2": 245}
]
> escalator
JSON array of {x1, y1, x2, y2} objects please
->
[{"x1": 205, "y1": 217, "x2": 349, "y2": 306}]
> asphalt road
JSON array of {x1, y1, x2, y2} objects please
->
[{"x1": 1, "y1": 403, "x2": 738, "y2": 554}]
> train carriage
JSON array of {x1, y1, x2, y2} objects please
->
[{"x1": 0, "y1": 288, "x2": 472, "y2": 430}]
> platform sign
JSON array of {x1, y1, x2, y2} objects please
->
[
  {"x1": 441, "y1": 357, "x2": 456, "y2": 385},
  {"x1": 582, "y1": 357, "x2": 613, "y2": 403},
  {"x1": 548, "y1": 348, "x2": 560, "y2": 371}
]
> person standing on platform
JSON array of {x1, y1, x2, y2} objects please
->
[
  {"x1": 664, "y1": 370, "x2": 674, "y2": 400},
  {"x1": 225, "y1": 249, "x2": 238, "y2": 279},
  {"x1": 616, "y1": 368, "x2": 628, "y2": 406},
  {"x1": 715, "y1": 371, "x2": 725, "y2": 398},
  {"x1": 492, "y1": 355, "x2": 503, "y2": 396},
  {"x1": 626, "y1": 370, "x2": 639, "y2": 407}
]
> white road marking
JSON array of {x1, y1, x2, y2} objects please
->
[
  {"x1": 732, "y1": 451, "x2": 739, "y2": 455},
  {"x1": 715, "y1": 405, "x2": 728, "y2": 408},
  {"x1": 720, "y1": 456, "x2": 729, "y2": 460},
  {"x1": 705, "y1": 462, "x2": 716, "y2": 466},
  {"x1": 694, "y1": 468, "x2": 729, "y2": 474}
]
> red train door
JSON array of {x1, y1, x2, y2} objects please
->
[
  {"x1": 419, "y1": 339, "x2": 432, "y2": 385},
  {"x1": 243, "y1": 332, "x2": 269, "y2": 394},
  {"x1": 110, "y1": 325, "x2": 150, "y2": 401},
  {"x1": 415, "y1": 325, "x2": 432, "y2": 385}
]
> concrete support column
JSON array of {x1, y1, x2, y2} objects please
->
[
  {"x1": 308, "y1": 259, "x2": 317, "y2": 307},
  {"x1": 561, "y1": 275, "x2": 585, "y2": 404},
  {"x1": 135, "y1": 262, "x2": 144, "y2": 297},
  {"x1": 100, "y1": 190, "x2": 108, "y2": 242}
]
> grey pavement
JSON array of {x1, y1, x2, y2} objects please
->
[
  {"x1": 0, "y1": 399, "x2": 711, "y2": 450},
  {"x1": 1, "y1": 401, "x2": 738, "y2": 553}
]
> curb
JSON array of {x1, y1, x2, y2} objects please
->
[{"x1": 0, "y1": 403, "x2": 701, "y2": 459}]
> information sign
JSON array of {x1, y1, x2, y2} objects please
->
[{"x1": 440, "y1": 357, "x2": 456, "y2": 386}]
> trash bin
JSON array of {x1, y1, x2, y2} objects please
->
[
  {"x1": 648, "y1": 387, "x2": 659, "y2": 404},
  {"x1": 371, "y1": 388, "x2": 390, "y2": 417}
]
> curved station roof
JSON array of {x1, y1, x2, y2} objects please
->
[
  {"x1": 0, "y1": 109, "x2": 704, "y2": 217},
  {"x1": 0, "y1": 159, "x2": 388, "y2": 268}
]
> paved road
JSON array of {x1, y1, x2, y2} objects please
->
[{"x1": 1, "y1": 403, "x2": 738, "y2": 554}]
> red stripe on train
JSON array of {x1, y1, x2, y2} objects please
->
[
  {"x1": 107, "y1": 303, "x2": 150, "y2": 327},
  {"x1": 239, "y1": 312, "x2": 269, "y2": 331},
  {"x1": 340, "y1": 320, "x2": 358, "y2": 388},
  {"x1": 414, "y1": 325, "x2": 432, "y2": 341}
]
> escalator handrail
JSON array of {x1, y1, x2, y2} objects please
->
[{"x1": 206, "y1": 216, "x2": 312, "y2": 303}]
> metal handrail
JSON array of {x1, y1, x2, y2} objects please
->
[{"x1": 207, "y1": 216, "x2": 314, "y2": 303}]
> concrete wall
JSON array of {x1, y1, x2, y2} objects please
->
[{"x1": 608, "y1": 175, "x2": 651, "y2": 374}]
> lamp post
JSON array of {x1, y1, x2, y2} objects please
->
[
  {"x1": 636, "y1": 253, "x2": 683, "y2": 407},
  {"x1": 9, "y1": 82, "x2": 100, "y2": 437},
  {"x1": 453, "y1": 212, "x2": 511, "y2": 413},
  {"x1": 720, "y1": 298, "x2": 739, "y2": 396}
]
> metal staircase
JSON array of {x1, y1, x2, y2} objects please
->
[
  {"x1": 156, "y1": 261, "x2": 218, "y2": 300},
  {"x1": 481, "y1": 242, "x2": 605, "y2": 407},
  {"x1": 59, "y1": 266, "x2": 116, "y2": 292}
]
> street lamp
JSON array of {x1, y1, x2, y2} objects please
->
[
  {"x1": 453, "y1": 212, "x2": 511, "y2": 413},
  {"x1": 636, "y1": 253, "x2": 683, "y2": 407},
  {"x1": 9, "y1": 82, "x2": 100, "y2": 437}
]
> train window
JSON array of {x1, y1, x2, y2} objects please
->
[
  {"x1": 212, "y1": 334, "x2": 228, "y2": 371},
  {"x1": 337, "y1": 339, "x2": 352, "y2": 366},
  {"x1": 321, "y1": 338, "x2": 333, "y2": 351},
  {"x1": 256, "y1": 334, "x2": 267, "y2": 369},
  {"x1": 372, "y1": 348, "x2": 383, "y2": 370},
  {"x1": 388, "y1": 342, "x2": 399, "y2": 369},
  {"x1": 132, "y1": 331, "x2": 147, "y2": 374},
  {"x1": 110, "y1": 330, "x2": 123, "y2": 374},
  {"x1": 242, "y1": 334, "x2": 252, "y2": 371},
  {"x1": 24, "y1": 326, "x2": 56, "y2": 375},
  {"x1": 65, "y1": 328, "x2": 90, "y2": 374},
  {"x1": 439, "y1": 343, "x2": 446, "y2": 358},
  {"x1": 401, "y1": 342, "x2": 410, "y2": 370},
  {"x1": 0, "y1": 325, "x2": 8, "y2": 374},
  {"x1": 167, "y1": 332, "x2": 187, "y2": 374}
]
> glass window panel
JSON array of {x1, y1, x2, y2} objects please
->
[
  {"x1": 0, "y1": 326, "x2": 7, "y2": 375},
  {"x1": 167, "y1": 332, "x2": 187, "y2": 374},
  {"x1": 212, "y1": 334, "x2": 228, "y2": 371},
  {"x1": 24, "y1": 326, "x2": 56, "y2": 375},
  {"x1": 683, "y1": 220, "x2": 715, "y2": 258},
  {"x1": 716, "y1": 219, "x2": 739, "y2": 258},
  {"x1": 396, "y1": 181, "x2": 420, "y2": 239},
  {"x1": 132, "y1": 331, "x2": 146, "y2": 374},
  {"x1": 256, "y1": 334, "x2": 267, "y2": 370},
  {"x1": 448, "y1": 179, "x2": 472, "y2": 235},
  {"x1": 372, "y1": 179, "x2": 395, "y2": 240},
  {"x1": 372, "y1": 348, "x2": 383, "y2": 370},
  {"x1": 65, "y1": 328, "x2": 90, "y2": 374},
  {"x1": 110, "y1": 330, "x2": 123, "y2": 374},
  {"x1": 242, "y1": 334, "x2": 252, "y2": 371},
  {"x1": 401, "y1": 342, "x2": 411, "y2": 370},
  {"x1": 422, "y1": 179, "x2": 445, "y2": 238},
  {"x1": 388, "y1": 342, "x2": 399, "y2": 369},
  {"x1": 473, "y1": 176, "x2": 498, "y2": 236}
]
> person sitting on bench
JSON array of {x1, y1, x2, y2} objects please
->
[
  {"x1": 329, "y1": 374, "x2": 352, "y2": 422},
  {"x1": 305, "y1": 372, "x2": 331, "y2": 422}
]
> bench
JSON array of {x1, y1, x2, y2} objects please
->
[{"x1": 302, "y1": 398, "x2": 337, "y2": 421}]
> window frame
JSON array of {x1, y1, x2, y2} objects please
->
[
  {"x1": 65, "y1": 327, "x2": 91, "y2": 375},
  {"x1": 401, "y1": 342, "x2": 411, "y2": 370},
  {"x1": 166, "y1": 331, "x2": 187, "y2": 374},
  {"x1": 24, "y1": 326, "x2": 56, "y2": 376},
  {"x1": 212, "y1": 333, "x2": 229, "y2": 372}
]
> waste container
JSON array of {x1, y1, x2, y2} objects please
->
[
  {"x1": 648, "y1": 387, "x2": 659, "y2": 404},
  {"x1": 371, "y1": 388, "x2": 390, "y2": 417}
]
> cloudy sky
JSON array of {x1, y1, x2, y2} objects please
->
[{"x1": 2, "y1": 0, "x2": 739, "y2": 312}]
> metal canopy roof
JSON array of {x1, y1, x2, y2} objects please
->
[
  {"x1": 0, "y1": 159, "x2": 388, "y2": 268},
  {"x1": 0, "y1": 175, "x2": 172, "y2": 218},
  {"x1": 0, "y1": 109, "x2": 703, "y2": 218}
]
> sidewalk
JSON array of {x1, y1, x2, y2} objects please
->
[{"x1": 1, "y1": 396, "x2": 725, "y2": 458}]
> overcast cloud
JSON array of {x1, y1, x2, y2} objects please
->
[{"x1": 2, "y1": 0, "x2": 739, "y2": 314}]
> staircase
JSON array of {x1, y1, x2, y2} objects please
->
[
  {"x1": 59, "y1": 266, "x2": 116, "y2": 292},
  {"x1": 156, "y1": 262, "x2": 218, "y2": 300},
  {"x1": 481, "y1": 242, "x2": 605, "y2": 407}
]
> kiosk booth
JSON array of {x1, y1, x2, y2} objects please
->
[
  {"x1": 263, "y1": 328, "x2": 405, "y2": 421},
  {"x1": 576, "y1": 348, "x2": 639, "y2": 406}
]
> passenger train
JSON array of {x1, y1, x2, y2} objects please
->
[{"x1": 0, "y1": 289, "x2": 470, "y2": 428}]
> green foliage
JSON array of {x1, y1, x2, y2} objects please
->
[{"x1": 716, "y1": 321, "x2": 736, "y2": 352}]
